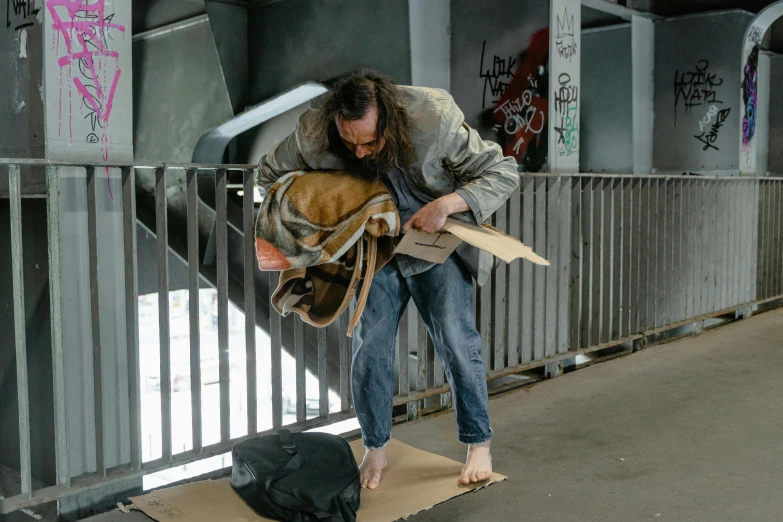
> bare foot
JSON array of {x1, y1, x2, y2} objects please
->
[
  {"x1": 359, "y1": 448, "x2": 387, "y2": 490},
  {"x1": 460, "y1": 441, "x2": 492, "y2": 485}
]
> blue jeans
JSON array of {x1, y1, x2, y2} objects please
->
[{"x1": 352, "y1": 254, "x2": 492, "y2": 449}]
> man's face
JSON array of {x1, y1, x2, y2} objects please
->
[{"x1": 335, "y1": 105, "x2": 386, "y2": 163}]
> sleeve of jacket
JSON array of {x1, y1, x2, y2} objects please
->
[
  {"x1": 439, "y1": 96, "x2": 520, "y2": 224},
  {"x1": 256, "y1": 115, "x2": 313, "y2": 200}
]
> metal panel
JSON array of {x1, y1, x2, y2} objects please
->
[
  {"x1": 243, "y1": 170, "x2": 257, "y2": 434},
  {"x1": 521, "y1": 177, "x2": 534, "y2": 362},
  {"x1": 493, "y1": 203, "x2": 508, "y2": 369},
  {"x1": 46, "y1": 165, "x2": 70, "y2": 486},
  {"x1": 10, "y1": 165, "x2": 31, "y2": 495},
  {"x1": 295, "y1": 316, "x2": 306, "y2": 423},
  {"x1": 215, "y1": 168, "x2": 230, "y2": 442},
  {"x1": 86, "y1": 166, "x2": 106, "y2": 476},
  {"x1": 318, "y1": 327, "x2": 328, "y2": 418},
  {"x1": 581, "y1": 178, "x2": 592, "y2": 346},
  {"x1": 558, "y1": 177, "x2": 571, "y2": 354},
  {"x1": 546, "y1": 178, "x2": 559, "y2": 358},
  {"x1": 155, "y1": 167, "x2": 173, "y2": 462},
  {"x1": 122, "y1": 167, "x2": 142, "y2": 470},
  {"x1": 186, "y1": 169, "x2": 202, "y2": 450},
  {"x1": 270, "y1": 272, "x2": 283, "y2": 428},
  {"x1": 534, "y1": 177, "x2": 547, "y2": 360},
  {"x1": 507, "y1": 183, "x2": 521, "y2": 365}
]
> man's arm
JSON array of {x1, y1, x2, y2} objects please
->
[{"x1": 256, "y1": 116, "x2": 312, "y2": 200}]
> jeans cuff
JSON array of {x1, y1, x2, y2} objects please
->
[
  {"x1": 362, "y1": 437, "x2": 391, "y2": 451},
  {"x1": 458, "y1": 428, "x2": 493, "y2": 445}
]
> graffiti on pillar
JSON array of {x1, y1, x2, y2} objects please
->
[
  {"x1": 482, "y1": 29, "x2": 549, "y2": 172},
  {"x1": 694, "y1": 106, "x2": 731, "y2": 151},
  {"x1": 553, "y1": 72, "x2": 578, "y2": 157},
  {"x1": 742, "y1": 45, "x2": 759, "y2": 156},
  {"x1": 673, "y1": 59, "x2": 724, "y2": 127},
  {"x1": 47, "y1": 0, "x2": 125, "y2": 174},
  {"x1": 747, "y1": 24, "x2": 764, "y2": 45},
  {"x1": 6, "y1": 0, "x2": 40, "y2": 31},
  {"x1": 555, "y1": 7, "x2": 576, "y2": 61}
]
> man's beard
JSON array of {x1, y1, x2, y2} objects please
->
[{"x1": 341, "y1": 151, "x2": 382, "y2": 181}]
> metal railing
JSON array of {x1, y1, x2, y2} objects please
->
[{"x1": 1, "y1": 159, "x2": 781, "y2": 515}]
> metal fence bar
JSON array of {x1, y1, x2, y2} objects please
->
[
  {"x1": 653, "y1": 179, "x2": 663, "y2": 329},
  {"x1": 339, "y1": 312, "x2": 351, "y2": 412},
  {"x1": 406, "y1": 303, "x2": 418, "y2": 420},
  {"x1": 717, "y1": 181, "x2": 727, "y2": 311},
  {"x1": 243, "y1": 170, "x2": 257, "y2": 435},
  {"x1": 507, "y1": 184, "x2": 521, "y2": 365},
  {"x1": 318, "y1": 327, "x2": 328, "y2": 418},
  {"x1": 270, "y1": 272, "x2": 283, "y2": 428},
  {"x1": 726, "y1": 180, "x2": 736, "y2": 309},
  {"x1": 398, "y1": 307, "x2": 410, "y2": 400},
  {"x1": 521, "y1": 177, "x2": 534, "y2": 362},
  {"x1": 591, "y1": 178, "x2": 601, "y2": 345},
  {"x1": 186, "y1": 169, "x2": 202, "y2": 452},
  {"x1": 46, "y1": 165, "x2": 70, "y2": 486},
  {"x1": 611, "y1": 178, "x2": 622, "y2": 340},
  {"x1": 639, "y1": 178, "x2": 650, "y2": 332},
  {"x1": 215, "y1": 168, "x2": 231, "y2": 442},
  {"x1": 601, "y1": 179, "x2": 611, "y2": 344},
  {"x1": 155, "y1": 167, "x2": 173, "y2": 462},
  {"x1": 570, "y1": 177, "x2": 581, "y2": 350},
  {"x1": 122, "y1": 167, "x2": 142, "y2": 470},
  {"x1": 672, "y1": 179, "x2": 681, "y2": 323},
  {"x1": 545, "y1": 177, "x2": 559, "y2": 358},
  {"x1": 621, "y1": 178, "x2": 632, "y2": 338},
  {"x1": 775, "y1": 180, "x2": 781, "y2": 298},
  {"x1": 686, "y1": 179, "x2": 695, "y2": 320},
  {"x1": 9, "y1": 165, "x2": 31, "y2": 496},
  {"x1": 663, "y1": 179, "x2": 672, "y2": 326},
  {"x1": 493, "y1": 203, "x2": 508, "y2": 369},
  {"x1": 580, "y1": 178, "x2": 591, "y2": 347},
  {"x1": 534, "y1": 177, "x2": 547, "y2": 360},
  {"x1": 295, "y1": 316, "x2": 306, "y2": 423},
  {"x1": 86, "y1": 166, "x2": 106, "y2": 476},
  {"x1": 557, "y1": 177, "x2": 571, "y2": 354}
]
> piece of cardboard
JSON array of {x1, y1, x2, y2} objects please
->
[
  {"x1": 394, "y1": 229, "x2": 463, "y2": 264},
  {"x1": 442, "y1": 218, "x2": 549, "y2": 266},
  {"x1": 130, "y1": 439, "x2": 506, "y2": 522}
]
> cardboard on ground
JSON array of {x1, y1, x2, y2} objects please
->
[
  {"x1": 396, "y1": 218, "x2": 549, "y2": 266},
  {"x1": 129, "y1": 439, "x2": 506, "y2": 522}
]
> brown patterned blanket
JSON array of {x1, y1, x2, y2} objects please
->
[{"x1": 255, "y1": 171, "x2": 399, "y2": 336}]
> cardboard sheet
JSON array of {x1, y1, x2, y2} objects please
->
[
  {"x1": 130, "y1": 439, "x2": 506, "y2": 522},
  {"x1": 442, "y1": 218, "x2": 549, "y2": 266},
  {"x1": 394, "y1": 229, "x2": 463, "y2": 264}
]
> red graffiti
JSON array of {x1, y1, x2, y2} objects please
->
[{"x1": 491, "y1": 28, "x2": 549, "y2": 162}]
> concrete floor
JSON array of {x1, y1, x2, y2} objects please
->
[{"x1": 85, "y1": 308, "x2": 783, "y2": 522}]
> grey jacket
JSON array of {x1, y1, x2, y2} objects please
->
[{"x1": 256, "y1": 85, "x2": 520, "y2": 286}]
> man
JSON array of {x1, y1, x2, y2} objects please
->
[{"x1": 257, "y1": 70, "x2": 519, "y2": 489}]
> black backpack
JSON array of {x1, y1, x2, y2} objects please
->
[{"x1": 230, "y1": 430, "x2": 361, "y2": 521}]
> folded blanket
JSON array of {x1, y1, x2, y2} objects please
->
[{"x1": 255, "y1": 171, "x2": 399, "y2": 335}]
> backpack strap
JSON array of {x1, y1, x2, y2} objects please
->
[{"x1": 278, "y1": 429, "x2": 297, "y2": 455}]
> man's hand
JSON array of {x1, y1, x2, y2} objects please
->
[{"x1": 402, "y1": 193, "x2": 470, "y2": 234}]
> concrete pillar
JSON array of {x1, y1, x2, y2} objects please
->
[
  {"x1": 548, "y1": 0, "x2": 581, "y2": 173},
  {"x1": 408, "y1": 0, "x2": 450, "y2": 91},
  {"x1": 632, "y1": 15, "x2": 654, "y2": 174}
]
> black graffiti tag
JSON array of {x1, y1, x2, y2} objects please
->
[
  {"x1": 6, "y1": 0, "x2": 39, "y2": 31},
  {"x1": 673, "y1": 59, "x2": 724, "y2": 126},
  {"x1": 479, "y1": 40, "x2": 517, "y2": 109},
  {"x1": 694, "y1": 108, "x2": 731, "y2": 151}
]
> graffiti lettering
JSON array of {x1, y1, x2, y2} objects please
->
[
  {"x1": 487, "y1": 28, "x2": 550, "y2": 171},
  {"x1": 742, "y1": 46, "x2": 759, "y2": 149},
  {"x1": 694, "y1": 107, "x2": 730, "y2": 151},
  {"x1": 673, "y1": 59, "x2": 723, "y2": 126},
  {"x1": 6, "y1": 0, "x2": 39, "y2": 30},
  {"x1": 479, "y1": 40, "x2": 517, "y2": 109},
  {"x1": 748, "y1": 24, "x2": 763, "y2": 45},
  {"x1": 555, "y1": 7, "x2": 576, "y2": 61},
  {"x1": 554, "y1": 73, "x2": 578, "y2": 157}
]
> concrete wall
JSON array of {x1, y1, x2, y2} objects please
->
[
  {"x1": 247, "y1": 0, "x2": 411, "y2": 105},
  {"x1": 653, "y1": 10, "x2": 753, "y2": 174},
  {"x1": 580, "y1": 25, "x2": 633, "y2": 173}
]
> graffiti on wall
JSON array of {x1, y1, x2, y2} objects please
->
[
  {"x1": 694, "y1": 106, "x2": 731, "y2": 151},
  {"x1": 673, "y1": 59, "x2": 724, "y2": 127},
  {"x1": 6, "y1": 0, "x2": 39, "y2": 30},
  {"x1": 47, "y1": 0, "x2": 125, "y2": 173},
  {"x1": 480, "y1": 29, "x2": 549, "y2": 172},
  {"x1": 555, "y1": 7, "x2": 576, "y2": 61},
  {"x1": 742, "y1": 45, "x2": 759, "y2": 154},
  {"x1": 478, "y1": 40, "x2": 518, "y2": 110}
]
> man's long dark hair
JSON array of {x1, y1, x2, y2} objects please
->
[{"x1": 310, "y1": 70, "x2": 416, "y2": 179}]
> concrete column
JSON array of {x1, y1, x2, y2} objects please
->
[
  {"x1": 632, "y1": 15, "x2": 654, "y2": 174},
  {"x1": 548, "y1": 0, "x2": 581, "y2": 173},
  {"x1": 408, "y1": 0, "x2": 450, "y2": 91}
]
